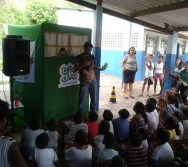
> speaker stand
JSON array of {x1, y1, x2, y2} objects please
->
[
  {"x1": 10, "y1": 75, "x2": 15, "y2": 132},
  {"x1": 9, "y1": 76, "x2": 28, "y2": 132}
]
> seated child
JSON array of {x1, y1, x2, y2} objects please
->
[
  {"x1": 111, "y1": 155, "x2": 127, "y2": 167},
  {"x1": 157, "y1": 97, "x2": 171, "y2": 126},
  {"x1": 93, "y1": 120, "x2": 110, "y2": 157},
  {"x1": 148, "y1": 128, "x2": 174, "y2": 167},
  {"x1": 21, "y1": 117, "x2": 44, "y2": 159},
  {"x1": 174, "y1": 112, "x2": 184, "y2": 139},
  {"x1": 182, "y1": 108, "x2": 188, "y2": 138},
  {"x1": 112, "y1": 109, "x2": 130, "y2": 142},
  {"x1": 130, "y1": 102, "x2": 148, "y2": 131},
  {"x1": 85, "y1": 111, "x2": 99, "y2": 144},
  {"x1": 103, "y1": 109, "x2": 114, "y2": 134},
  {"x1": 98, "y1": 132, "x2": 118, "y2": 162},
  {"x1": 147, "y1": 97, "x2": 159, "y2": 128},
  {"x1": 145, "y1": 102, "x2": 157, "y2": 134},
  {"x1": 121, "y1": 132, "x2": 147, "y2": 167},
  {"x1": 45, "y1": 119, "x2": 62, "y2": 152},
  {"x1": 63, "y1": 112, "x2": 88, "y2": 144},
  {"x1": 30, "y1": 133, "x2": 60, "y2": 167},
  {"x1": 137, "y1": 128, "x2": 149, "y2": 149},
  {"x1": 164, "y1": 116, "x2": 180, "y2": 146},
  {"x1": 65, "y1": 129, "x2": 92, "y2": 167}
]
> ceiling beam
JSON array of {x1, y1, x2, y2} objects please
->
[
  {"x1": 131, "y1": 1, "x2": 188, "y2": 17},
  {"x1": 145, "y1": 29, "x2": 188, "y2": 39},
  {"x1": 103, "y1": 8, "x2": 172, "y2": 35},
  {"x1": 172, "y1": 26, "x2": 188, "y2": 32},
  {"x1": 66, "y1": 0, "x2": 96, "y2": 10},
  {"x1": 66, "y1": 0, "x2": 173, "y2": 35}
]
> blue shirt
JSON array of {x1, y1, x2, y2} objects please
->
[{"x1": 112, "y1": 118, "x2": 129, "y2": 141}]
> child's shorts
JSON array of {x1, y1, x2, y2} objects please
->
[
  {"x1": 154, "y1": 73, "x2": 164, "y2": 80},
  {"x1": 144, "y1": 77, "x2": 153, "y2": 85}
]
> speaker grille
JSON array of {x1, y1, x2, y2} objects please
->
[{"x1": 2, "y1": 37, "x2": 30, "y2": 76}]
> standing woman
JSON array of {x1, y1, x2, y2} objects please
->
[{"x1": 121, "y1": 47, "x2": 138, "y2": 99}]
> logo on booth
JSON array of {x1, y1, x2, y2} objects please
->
[{"x1": 58, "y1": 62, "x2": 80, "y2": 88}]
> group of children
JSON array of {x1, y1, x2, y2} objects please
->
[
  {"x1": 1, "y1": 84, "x2": 188, "y2": 167},
  {"x1": 15, "y1": 89, "x2": 188, "y2": 167},
  {"x1": 138, "y1": 55, "x2": 186, "y2": 99}
]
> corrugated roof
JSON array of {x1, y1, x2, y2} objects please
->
[{"x1": 67, "y1": 0, "x2": 188, "y2": 35}]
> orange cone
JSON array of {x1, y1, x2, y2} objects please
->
[{"x1": 109, "y1": 86, "x2": 117, "y2": 103}]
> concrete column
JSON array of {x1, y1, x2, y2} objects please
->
[
  {"x1": 93, "y1": 5, "x2": 103, "y2": 111},
  {"x1": 183, "y1": 39, "x2": 188, "y2": 62},
  {"x1": 163, "y1": 31, "x2": 178, "y2": 90},
  {"x1": 156, "y1": 36, "x2": 161, "y2": 56}
]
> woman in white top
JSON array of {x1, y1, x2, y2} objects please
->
[{"x1": 121, "y1": 47, "x2": 138, "y2": 99}]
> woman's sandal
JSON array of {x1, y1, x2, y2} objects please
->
[
  {"x1": 130, "y1": 95, "x2": 134, "y2": 99},
  {"x1": 124, "y1": 96, "x2": 128, "y2": 99}
]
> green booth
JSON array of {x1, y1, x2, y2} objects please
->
[{"x1": 8, "y1": 23, "x2": 91, "y2": 123}]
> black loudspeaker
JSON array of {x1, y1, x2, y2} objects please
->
[{"x1": 2, "y1": 36, "x2": 30, "y2": 76}]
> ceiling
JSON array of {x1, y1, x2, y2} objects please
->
[{"x1": 66, "y1": 0, "x2": 188, "y2": 36}]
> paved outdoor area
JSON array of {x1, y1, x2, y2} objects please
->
[{"x1": 98, "y1": 74, "x2": 160, "y2": 121}]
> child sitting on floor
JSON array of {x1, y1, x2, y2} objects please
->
[
  {"x1": 98, "y1": 132, "x2": 118, "y2": 162},
  {"x1": 112, "y1": 109, "x2": 130, "y2": 143},
  {"x1": 30, "y1": 133, "x2": 60, "y2": 167},
  {"x1": 182, "y1": 108, "x2": 188, "y2": 138},
  {"x1": 93, "y1": 120, "x2": 110, "y2": 158},
  {"x1": 20, "y1": 117, "x2": 44, "y2": 159},
  {"x1": 63, "y1": 112, "x2": 88, "y2": 144},
  {"x1": 148, "y1": 128, "x2": 174, "y2": 167},
  {"x1": 103, "y1": 109, "x2": 114, "y2": 134},
  {"x1": 85, "y1": 111, "x2": 99, "y2": 144},
  {"x1": 45, "y1": 119, "x2": 62, "y2": 152},
  {"x1": 65, "y1": 129, "x2": 92, "y2": 167}
]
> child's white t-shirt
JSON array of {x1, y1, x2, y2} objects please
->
[
  {"x1": 31, "y1": 148, "x2": 58, "y2": 167},
  {"x1": 65, "y1": 145, "x2": 92, "y2": 167},
  {"x1": 45, "y1": 130, "x2": 59, "y2": 151}
]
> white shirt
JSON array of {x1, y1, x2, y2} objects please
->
[
  {"x1": 21, "y1": 129, "x2": 44, "y2": 156},
  {"x1": 183, "y1": 120, "x2": 188, "y2": 138},
  {"x1": 0, "y1": 137, "x2": 13, "y2": 167},
  {"x1": 45, "y1": 130, "x2": 59, "y2": 151},
  {"x1": 93, "y1": 135, "x2": 105, "y2": 156},
  {"x1": 152, "y1": 109, "x2": 159, "y2": 129},
  {"x1": 179, "y1": 122, "x2": 184, "y2": 139},
  {"x1": 30, "y1": 148, "x2": 58, "y2": 167},
  {"x1": 65, "y1": 145, "x2": 92, "y2": 167},
  {"x1": 154, "y1": 62, "x2": 164, "y2": 74},
  {"x1": 145, "y1": 62, "x2": 154, "y2": 77},
  {"x1": 146, "y1": 112, "x2": 157, "y2": 134},
  {"x1": 108, "y1": 121, "x2": 114, "y2": 134},
  {"x1": 150, "y1": 142, "x2": 174, "y2": 167},
  {"x1": 142, "y1": 139, "x2": 149, "y2": 149},
  {"x1": 98, "y1": 148, "x2": 118, "y2": 161}
]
